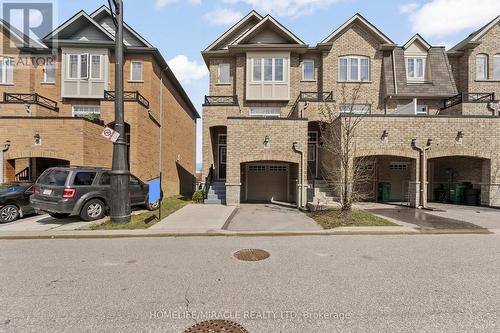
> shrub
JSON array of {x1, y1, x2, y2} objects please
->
[{"x1": 192, "y1": 191, "x2": 204, "y2": 203}]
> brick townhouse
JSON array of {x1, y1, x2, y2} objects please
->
[
  {"x1": 0, "y1": 6, "x2": 199, "y2": 196},
  {"x1": 201, "y1": 12, "x2": 500, "y2": 208}
]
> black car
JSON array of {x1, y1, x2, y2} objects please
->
[
  {"x1": 31, "y1": 167, "x2": 160, "y2": 221},
  {"x1": 0, "y1": 183, "x2": 35, "y2": 223}
]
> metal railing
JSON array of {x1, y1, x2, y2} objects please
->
[
  {"x1": 443, "y1": 92, "x2": 496, "y2": 109},
  {"x1": 3, "y1": 93, "x2": 59, "y2": 112},
  {"x1": 288, "y1": 91, "x2": 334, "y2": 118},
  {"x1": 203, "y1": 164, "x2": 215, "y2": 200},
  {"x1": 15, "y1": 167, "x2": 30, "y2": 182},
  {"x1": 104, "y1": 90, "x2": 150, "y2": 109},
  {"x1": 204, "y1": 95, "x2": 238, "y2": 106}
]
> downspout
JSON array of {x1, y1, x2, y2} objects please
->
[
  {"x1": 1, "y1": 140, "x2": 12, "y2": 184},
  {"x1": 411, "y1": 138, "x2": 432, "y2": 208},
  {"x1": 392, "y1": 49, "x2": 398, "y2": 95},
  {"x1": 293, "y1": 142, "x2": 304, "y2": 209}
]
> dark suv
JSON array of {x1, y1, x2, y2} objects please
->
[{"x1": 31, "y1": 167, "x2": 160, "y2": 221}]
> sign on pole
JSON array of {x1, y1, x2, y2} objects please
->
[
  {"x1": 148, "y1": 178, "x2": 161, "y2": 205},
  {"x1": 101, "y1": 127, "x2": 120, "y2": 143}
]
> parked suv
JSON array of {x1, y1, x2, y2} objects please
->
[
  {"x1": 31, "y1": 167, "x2": 160, "y2": 221},
  {"x1": 0, "y1": 183, "x2": 35, "y2": 223}
]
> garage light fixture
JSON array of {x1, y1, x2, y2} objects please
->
[
  {"x1": 264, "y1": 135, "x2": 270, "y2": 148},
  {"x1": 34, "y1": 133, "x2": 41, "y2": 146},
  {"x1": 456, "y1": 131, "x2": 464, "y2": 144},
  {"x1": 381, "y1": 130, "x2": 389, "y2": 143}
]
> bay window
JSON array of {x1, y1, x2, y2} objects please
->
[
  {"x1": 0, "y1": 57, "x2": 14, "y2": 84},
  {"x1": 68, "y1": 54, "x2": 95, "y2": 80},
  {"x1": 476, "y1": 54, "x2": 488, "y2": 80},
  {"x1": 338, "y1": 56, "x2": 370, "y2": 82},
  {"x1": 252, "y1": 57, "x2": 285, "y2": 82},
  {"x1": 91, "y1": 55, "x2": 102, "y2": 80},
  {"x1": 406, "y1": 57, "x2": 425, "y2": 81}
]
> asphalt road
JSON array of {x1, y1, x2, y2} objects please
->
[{"x1": 1, "y1": 234, "x2": 499, "y2": 332}]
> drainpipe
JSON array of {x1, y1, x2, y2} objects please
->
[
  {"x1": 1, "y1": 140, "x2": 12, "y2": 184},
  {"x1": 411, "y1": 138, "x2": 433, "y2": 208},
  {"x1": 293, "y1": 142, "x2": 304, "y2": 209}
]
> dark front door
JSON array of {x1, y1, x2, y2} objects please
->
[
  {"x1": 308, "y1": 143, "x2": 317, "y2": 179},
  {"x1": 218, "y1": 145, "x2": 227, "y2": 180}
]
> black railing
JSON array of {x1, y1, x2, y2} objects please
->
[
  {"x1": 444, "y1": 92, "x2": 496, "y2": 109},
  {"x1": 203, "y1": 164, "x2": 215, "y2": 200},
  {"x1": 3, "y1": 93, "x2": 59, "y2": 112},
  {"x1": 104, "y1": 90, "x2": 150, "y2": 109},
  {"x1": 204, "y1": 95, "x2": 238, "y2": 106},
  {"x1": 15, "y1": 167, "x2": 30, "y2": 182},
  {"x1": 288, "y1": 91, "x2": 334, "y2": 118}
]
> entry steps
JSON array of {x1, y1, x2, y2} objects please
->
[
  {"x1": 204, "y1": 181, "x2": 226, "y2": 205},
  {"x1": 309, "y1": 179, "x2": 337, "y2": 206}
]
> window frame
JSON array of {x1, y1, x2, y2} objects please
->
[
  {"x1": 338, "y1": 55, "x2": 370, "y2": 82},
  {"x1": 217, "y1": 63, "x2": 231, "y2": 84},
  {"x1": 130, "y1": 61, "x2": 143, "y2": 82},
  {"x1": 90, "y1": 55, "x2": 102, "y2": 80},
  {"x1": 493, "y1": 54, "x2": 500, "y2": 80},
  {"x1": 251, "y1": 56, "x2": 286, "y2": 83},
  {"x1": 0, "y1": 57, "x2": 14, "y2": 84},
  {"x1": 43, "y1": 62, "x2": 56, "y2": 84},
  {"x1": 249, "y1": 107, "x2": 281, "y2": 118},
  {"x1": 72, "y1": 105, "x2": 102, "y2": 118},
  {"x1": 303, "y1": 59, "x2": 315, "y2": 81},
  {"x1": 339, "y1": 104, "x2": 371, "y2": 114},
  {"x1": 476, "y1": 54, "x2": 488, "y2": 80},
  {"x1": 406, "y1": 56, "x2": 426, "y2": 81}
]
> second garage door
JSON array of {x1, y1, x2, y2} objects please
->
[{"x1": 246, "y1": 164, "x2": 289, "y2": 202}]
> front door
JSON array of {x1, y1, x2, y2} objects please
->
[
  {"x1": 307, "y1": 132, "x2": 318, "y2": 179},
  {"x1": 218, "y1": 145, "x2": 227, "y2": 180}
]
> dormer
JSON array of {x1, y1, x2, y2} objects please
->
[{"x1": 403, "y1": 34, "x2": 431, "y2": 83}]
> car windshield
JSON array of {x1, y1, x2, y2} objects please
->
[{"x1": 37, "y1": 169, "x2": 69, "y2": 186}]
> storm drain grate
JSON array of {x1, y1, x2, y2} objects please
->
[
  {"x1": 184, "y1": 320, "x2": 249, "y2": 333},
  {"x1": 233, "y1": 249, "x2": 270, "y2": 262}
]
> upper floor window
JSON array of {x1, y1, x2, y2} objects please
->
[
  {"x1": 0, "y1": 57, "x2": 14, "y2": 84},
  {"x1": 67, "y1": 54, "x2": 101, "y2": 80},
  {"x1": 217, "y1": 63, "x2": 230, "y2": 84},
  {"x1": 73, "y1": 105, "x2": 101, "y2": 118},
  {"x1": 91, "y1": 55, "x2": 102, "y2": 80},
  {"x1": 476, "y1": 54, "x2": 488, "y2": 80},
  {"x1": 44, "y1": 62, "x2": 56, "y2": 83},
  {"x1": 130, "y1": 61, "x2": 143, "y2": 82},
  {"x1": 340, "y1": 104, "x2": 371, "y2": 114},
  {"x1": 252, "y1": 57, "x2": 285, "y2": 82},
  {"x1": 303, "y1": 60, "x2": 315, "y2": 81},
  {"x1": 494, "y1": 54, "x2": 500, "y2": 80},
  {"x1": 250, "y1": 107, "x2": 281, "y2": 117},
  {"x1": 406, "y1": 57, "x2": 426, "y2": 81},
  {"x1": 339, "y1": 56, "x2": 369, "y2": 82}
]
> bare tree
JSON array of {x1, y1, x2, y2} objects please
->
[{"x1": 318, "y1": 84, "x2": 375, "y2": 212}]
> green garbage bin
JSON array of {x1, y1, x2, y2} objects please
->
[
  {"x1": 378, "y1": 182, "x2": 391, "y2": 202},
  {"x1": 450, "y1": 183, "x2": 467, "y2": 204}
]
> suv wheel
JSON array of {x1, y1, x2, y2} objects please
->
[
  {"x1": 0, "y1": 205, "x2": 20, "y2": 223},
  {"x1": 80, "y1": 199, "x2": 106, "y2": 221}
]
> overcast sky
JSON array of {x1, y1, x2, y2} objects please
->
[{"x1": 55, "y1": 0, "x2": 500, "y2": 169}]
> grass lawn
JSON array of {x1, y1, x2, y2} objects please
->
[
  {"x1": 92, "y1": 194, "x2": 192, "y2": 230},
  {"x1": 309, "y1": 208, "x2": 397, "y2": 229}
]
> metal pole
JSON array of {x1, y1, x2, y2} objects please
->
[
  {"x1": 109, "y1": 0, "x2": 130, "y2": 223},
  {"x1": 158, "y1": 71, "x2": 164, "y2": 220}
]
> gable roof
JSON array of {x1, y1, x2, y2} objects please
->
[
  {"x1": 231, "y1": 15, "x2": 305, "y2": 46},
  {"x1": 0, "y1": 19, "x2": 47, "y2": 49},
  {"x1": 321, "y1": 13, "x2": 394, "y2": 45},
  {"x1": 204, "y1": 11, "x2": 263, "y2": 52},
  {"x1": 449, "y1": 14, "x2": 500, "y2": 52},
  {"x1": 403, "y1": 34, "x2": 431, "y2": 50},
  {"x1": 43, "y1": 10, "x2": 115, "y2": 42},
  {"x1": 90, "y1": 6, "x2": 153, "y2": 48}
]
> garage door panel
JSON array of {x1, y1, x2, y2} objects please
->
[{"x1": 247, "y1": 164, "x2": 288, "y2": 202}]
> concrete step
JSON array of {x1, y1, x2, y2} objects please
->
[
  {"x1": 204, "y1": 198, "x2": 226, "y2": 205},
  {"x1": 207, "y1": 194, "x2": 226, "y2": 200},
  {"x1": 208, "y1": 189, "x2": 226, "y2": 195}
]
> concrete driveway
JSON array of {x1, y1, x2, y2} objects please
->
[
  {"x1": 425, "y1": 203, "x2": 500, "y2": 232},
  {"x1": 0, "y1": 214, "x2": 91, "y2": 232},
  {"x1": 227, "y1": 204, "x2": 322, "y2": 231}
]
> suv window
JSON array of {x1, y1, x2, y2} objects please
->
[
  {"x1": 100, "y1": 173, "x2": 110, "y2": 185},
  {"x1": 38, "y1": 169, "x2": 69, "y2": 186},
  {"x1": 73, "y1": 172, "x2": 97, "y2": 186}
]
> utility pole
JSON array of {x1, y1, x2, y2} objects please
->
[{"x1": 109, "y1": 0, "x2": 130, "y2": 223}]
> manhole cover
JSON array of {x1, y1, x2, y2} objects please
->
[
  {"x1": 233, "y1": 249, "x2": 270, "y2": 262},
  {"x1": 184, "y1": 320, "x2": 249, "y2": 333}
]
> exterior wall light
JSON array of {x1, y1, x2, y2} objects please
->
[
  {"x1": 381, "y1": 130, "x2": 389, "y2": 143},
  {"x1": 34, "y1": 133, "x2": 42, "y2": 146},
  {"x1": 264, "y1": 135, "x2": 270, "y2": 148},
  {"x1": 456, "y1": 131, "x2": 464, "y2": 144},
  {"x1": 25, "y1": 102, "x2": 31, "y2": 116}
]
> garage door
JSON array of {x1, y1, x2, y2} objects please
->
[{"x1": 246, "y1": 164, "x2": 288, "y2": 202}]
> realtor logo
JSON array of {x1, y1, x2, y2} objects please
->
[{"x1": 1, "y1": 1, "x2": 55, "y2": 53}]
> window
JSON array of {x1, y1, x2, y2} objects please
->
[
  {"x1": 416, "y1": 105, "x2": 428, "y2": 114},
  {"x1": 130, "y1": 61, "x2": 143, "y2": 81},
  {"x1": 308, "y1": 131, "x2": 318, "y2": 143},
  {"x1": 0, "y1": 57, "x2": 13, "y2": 84},
  {"x1": 67, "y1": 54, "x2": 95, "y2": 80},
  {"x1": 338, "y1": 56, "x2": 370, "y2": 81},
  {"x1": 68, "y1": 55, "x2": 78, "y2": 79},
  {"x1": 390, "y1": 163, "x2": 408, "y2": 171},
  {"x1": 339, "y1": 104, "x2": 371, "y2": 114},
  {"x1": 37, "y1": 169, "x2": 69, "y2": 186},
  {"x1": 217, "y1": 63, "x2": 230, "y2": 84},
  {"x1": 250, "y1": 107, "x2": 281, "y2": 117},
  {"x1": 303, "y1": 60, "x2": 314, "y2": 81},
  {"x1": 44, "y1": 62, "x2": 56, "y2": 83},
  {"x1": 218, "y1": 134, "x2": 227, "y2": 145},
  {"x1": 494, "y1": 54, "x2": 500, "y2": 80},
  {"x1": 80, "y1": 54, "x2": 88, "y2": 79},
  {"x1": 91, "y1": 55, "x2": 102, "y2": 80},
  {"x1": 73, "y1": 106, "x2": 101, "y2": 118},
  {"x1": 476, "y1": 54, "x2": 488, "y2": 80},
  {"x1": 252, "y1": 57, "x2": 285, "y2": 82},
  {"x1": 99, "y1": 173, "x2": 111, "y2": 185},
  {"x1": 73, "y1": 172, "x2": 96, "y2": 186},
  {"x1": 248, "y1": 165, "x2": 266, "y2": 172},
  {"x1": 269, "y1": 165, "x2": 287, "y2": 172},
  {"x1": 406, "y1": 57, "x2": 425, "y2": 81},
  {"x1": 396, "y1": 104, "x2": 428, "y2": 114},
  {"x1": 308, "y1": 144, "x2": 316, "y2": 162}
]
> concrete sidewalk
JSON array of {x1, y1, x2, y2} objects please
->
[{"x1": 150, "y1": 204, "x2": 236, "y2": 231}]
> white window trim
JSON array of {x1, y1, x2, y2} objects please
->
[
  {"x1": 72, "y1": 105, "x2": 101, "y2": 118},
  {"x1": 67, "y1": 54, "x2": 93, "y2": 80},
  {"x1": 494, "y1": 54, "x2": 500, "y2": 80},
  {"x1": 0, "y1": 57, "x2": 14, "y2": 84},
  {"x1": 249, "y1": 107, "x2": 281, "y2": 117},
  {"x1": 251, "y1": 57, "x2": 285, "y2": 83},
  {"x1": 338, "y1": 55, "x2": 370, "y2": 82},
  {"x1": 130, "y1": 61, "x2": 143, "y2": 82},
  {"x1": 475, "y1": 54, "x2": 488, "y2": 81},
  {"x1": 43, "y1": 62, "x2": 56, "y2": 84},
  {"x1": 302, "y1": 59, "x2": 315, "y2": 81},
  {"x1": 217, "y1": 63, "x2": 231, "y2": 84},
  {"x1": 406, "y1": 56, "x2": 426, "y2": 81},
  {"x1": 90, "y1": 55, "x2": 103, "y2": 80}
]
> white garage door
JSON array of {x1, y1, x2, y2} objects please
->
[{"x1": 246, "y1": 164, "x2": 288, "y2": 202}]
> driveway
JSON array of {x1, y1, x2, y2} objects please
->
[
  {"x1": 0, "y1": 214, "x2": 91, "y2": 232},
  {"x1": 227, "y1": 204, "x2": 322, "y2": 231}
]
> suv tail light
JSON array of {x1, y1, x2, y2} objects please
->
[{"x1": 62, "y1": 188, "x2": 76, "y2": 199}]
